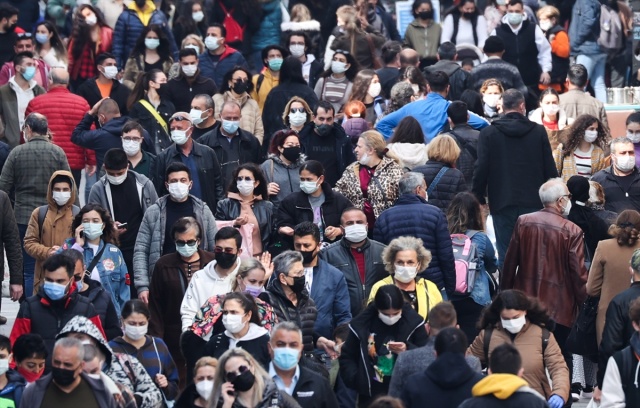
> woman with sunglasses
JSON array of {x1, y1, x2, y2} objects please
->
[
  {"x1": 210, "y1": 348, "x2": 299, "y2": 408},
  {"x1": 109, "y1": 299, "x2": 180, "y2": 404},
  {"x1": 215, "y1": 164, "x2": 273, "y2": 257},
  {"x1": 213, "y1": 66, "x2": 264, "y2": 144}
]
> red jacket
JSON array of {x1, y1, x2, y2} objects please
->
[{"x1": 25, "y1": 87, "x2": 96, "y2": 170}]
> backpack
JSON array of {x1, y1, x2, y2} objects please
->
[
  {"x1": 482, "y1": 326, "x2": 550, "y2": 369},
  {"x1": 598, "y1": 4, "x2": 623, "y2": 57},
  {"x1": 219, "y1": 2, "x2": 244, "y2": 43},
  {"x1": 451, "y1": 231, "x2": 479, "y2": 296},
  {"x1": 37, "y1": 204, "x2": 80, "y2": 237}
]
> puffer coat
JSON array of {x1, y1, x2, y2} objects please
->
[{"x1": 413, "y1": 161, "x2": 468, "y2": 212}]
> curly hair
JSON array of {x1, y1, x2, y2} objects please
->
[
  {"x1": 399, "y1": 66, "x2": 427, "y2": 95},
  {"x1": 480, "y1": 78, "x2": 504, "y2": 94},
  {"x1": 477, "y1": 290, "x2": 553, "y2": 330},
  {"x1": 381, "y1": 236, "x2": 432, "y2": 274},
  {"x1": 561, "y1": 114, "x2": 608, "y2": 158},
  {"x1": 219, "y1": 66, "x2": 254, "y2": 94},
  {"x1": 70, "y1": 5, "x2": 108, "y2": 61},
  {"x1": 608, "y1": 210, "x2": 640, "y2": 246},
  {"x1": 386, "y1": 82, "x2": 415, "y2": 115},
  {"x1": 226, "y1": 163, "x2": 270, "y2": 198}
]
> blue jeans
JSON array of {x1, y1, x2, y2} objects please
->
[
  {"x1": 18, "y1": 223, "x2": 35, "y2": 297},
  {"x1": 576, "y1": 53, "x2": 607, "y2": 103},
  {"x1": 491, "y1": 206, "x2": 539, "y2": 269}
]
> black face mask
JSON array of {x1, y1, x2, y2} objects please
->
[
  {"x1": 289, "y1": 275, "x2": 306, "y2": 294},
  {"x1": 462, "y1": 11, "x2": 475, "y2": 20},
  {"x1": 52, "y1": 366, "x2": 78, "y2": 387},
  {"x1": 232, "y1": 80, "x2": 248, "y2": 95},
  {"x1": 315, "y1": 124, "x2": 332, "y2": 137},
  {"x1": 417, "y1": 11, "x2": 433, "y2": 20},
  {"x1": 282, "y1": 146, "x2": 301, "y2": 162},
  {"x1": 215, "y1": 252, "x2": 237, "y2": 269},
  {"x1": 232, "y1": 369, "x2": 255, "y2": 392},
  {"x1": 299, "y1": 248, "x2": 317, "y2": 265}
]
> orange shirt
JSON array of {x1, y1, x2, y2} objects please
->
[{"x1": 96, "y1": 81, "x2": 113, "y2": 98}]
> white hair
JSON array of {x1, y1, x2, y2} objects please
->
[{"x1": 538, "y1": 178, "x2": 566, "y2": 205}]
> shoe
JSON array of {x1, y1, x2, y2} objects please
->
[
  {"x1": 571, "y1": 383, "x2": 582, "y2": 402},
  {"x1": 581, "y1": 386, "x2": 594, "y2": 399},
  {"x1": 0, "y1": 316, "x2": 7, "y2": 325}
]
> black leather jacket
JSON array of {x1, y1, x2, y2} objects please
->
[{"x1": 215, "y1": 197, "x2": 274, "y2": 252}]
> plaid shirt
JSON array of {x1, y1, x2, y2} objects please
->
[
  {"x1": 69, "y1": 45, "x2": 98, "y2": 80},
  {"x1": 0, "y1": 136, "x2": 70, "y2": 224}
]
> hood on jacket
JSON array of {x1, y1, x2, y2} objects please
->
[
  {"x1": 201, "y1": 257, "x2": 241, "y2": 282},
  {"x1": 225, "y1": 322, "x2": 269, "y2": 343},
  {"x1": 128, "y1": 0, "x2": 156, "y2": 14},
  {"x1": 102, "y1": 116, "x2": 129, "y2": 137},
  {"x1": 3, "y1": 369, "x2": 26, "y2": 390},
  {"x1": 387, "y1": 143, "x2": 428, "y2": 170},
  {"x1": 281, "y1": 20, "x2": 321, "y2": 32},
  {"x1": 491, "y1": 112, "x2": 538, "y2": 138},
  {"x1": 350, "y1": 302, "x2": 425, "y2": 341},
  {"x1": 528, "y1": 107, "x2": 572, "y2": 130},
  {"x1": 57, "y1": 315, "x2": 114, "y2": 367},
  {"x1": 47, "y1": 170, "x2": 78, "y2": 210},
  {"x1": 426, "y1": 352, "x2": 478, "y2": 389},
  {"x1": 471, "y1": 373, "x2": 529, "y2": 399},
  {"x1": 427, "y1": 60, "x2": 462, "y2": 77}
]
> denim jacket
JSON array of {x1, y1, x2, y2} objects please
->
[
  {"x1": 62, "y1": 238, "x2": 130, "y2": 315},
  {"x1": 468, "y1": 231, "x2": 498, "y2": 306}
]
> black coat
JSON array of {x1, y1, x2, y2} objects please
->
[
  {"x1": 128, "y1": 98, "x2": 175, "y2": 155},
  {"x1": 79, "y1": 279, "x2": 122, "y2": 341},
  {"x1": 319, "y1": 238, "x2": 388, "y2": 317},
  {"x1": 568, "y1": 205, "x2": 610, "y2": 257},
  {"x1": 471, "y1": 112, "x2": 558, "y2": 212},
  {"x1": 446, "y1": 125, "x2": 479, "y2": 185},
  {"x1": 425, "y1": 60, "x2": 469, "y2": 102},
  {"x1": 298, "y1": 122, "x2": 356, "y2": 186},
  {"x1": 591, "y1": 166, "x2": 640, "y2": 214},
  {"x1": 401, "y1": 352, "x2": 484, "y2": 408},
  {"x1": 293, "y1": 366, "x2": 339, "y2": 408},
  {"x1": 260, "y1": 280, "x2": 318, "y2": 353},
  {"x1": 413, "y1": 161, "x2": 467, "y2": 213},
  {"x1": 215, "y1": 198, "x2": 274, "y2": 250},
  {"x1": 458, "y1": 383, "x2": 548, "y2": 408},
  {"x1": 153, "y1": 141, "x2": 225, "y2": 211},
  {"x1": 203, "y1": 330, "x2": 271, "y2": 369},
  {"x1": 339, "y1": 302, "x2": 428, "y2": 397},
  {"x1": 76, "y1": 78, "x2": 131, "y2": 115},
  {"x1": 174, "y1": 382, "x2": 200, "y2": 408},
  {"x1": 164, "y1": 73, "x2": 218, "y2": 113}
]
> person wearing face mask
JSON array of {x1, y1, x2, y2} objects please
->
[
  {"x1": 172, "y1": 1, "x2": 208, "y2": 50},
  {"x1": 502, "y1": 179, "x2": 588, "y2": 383},
  {"x1": 82, "y1": 343, "x2": 138, "y2": 408},
  {"x1": 535, "y1": 6, "x2": 569, "y2": 94},
  {"x1": 9, "y1": 254, "x2": 106, "y2": 371},
  {"x1": 529, "y1": 88, "x2": 570, "y2": 151},
  {"x1": 88, "y1": 148, "x2": 158, "y2": 298},
  {"x1": 592, "y1": 137, "x2": 640, "y2": 214},
  {"x1": 468, "y1": 290, "x2": 571, "y2": 407},
  {"x1": 216, "y1": 164, "x2": 274, "y2": 256},
  {"x1": 109, "y1": 300, "x2": 180, "y2": 403},
  {"x1": 314, "y1": 51, "x2": 357, "y2": 120},
  {"x1": 175, "y1": 356, "x2": 217, "y2": 408},
  {"x1": 12, "y1": 333, "x2": 48, "y2": 385},
  {"x1": 203, "y1": 293, "x2": 271, "y2": 368},
  {"x1": 76, "y1": 53, "x2": 131, "y2": 116},
  {"x1": 402, "y1": 0, "x2": 441, "y2": 66},
  {"x1": 212, "y1": 67, "x2": 264, "y2": 143},
  {"x1": 114, "y1": 121, "x2": 157, "y2": 178},
  {"x1": 329, "y1": 4, "x2": 386, "y2": 70},
  {"x1": 34, "y1": 21, "x2": 68, "y2": 70},
  {"x1": 197, "y1": 24, "x2": 249, "y2": 89},
  {"x1": 0, "y1": 33, "x2": 52, "y2": 91},
  {"x1": 267, "y1": 322, "x2": 339, "y2": 408},
  {"x1": 368, "y1": 236, "x2": 443, "y2": 321},
  {"x1": 479, "y1": 78, "x2": 504, "y2": 121},
  {"x1": 0, "y1": 4, "x2": 19, "y2": 66},
  {"x1": 164, "y1": 48, "x2": 218, "y2": 113},
  {"x1": 24, "y1": 172, "x2": 79, "y2": 295},
  {"x1": 260, "y1": 129, "x2": 306, "y2": 212},
  {"x1": 625, "y1": 112, "x2": 640, "y2": 169},
  {"x1": 552, "y1": 114, "x2": 607, "y2": 182},
  {"x1": 441, "y1": 0, "x2": 488, "y2": 49},
  {"x1": 340, "y1": 284, "x2": 428, "y2": 407},
  {"x1": 20, "y1": 337, "x2": 118, "y2": 408},
  {"x1": 189, "y1": 94, "x2": 218, "y2": 140},
  {"x1": 251, "y1": 45, "x2": 289, "y2": 112},
  {"x1": 122, "y1": 25, "x2": 174, "y2": 90},
  {"x1": 286, "y1": 32, "x2": 324, "y2": 89},
  {"x1": 0, "y1": 335, "x2": 26, "y2": 407},
  {"x1": 347, "y1": 70, "x2": 385, "y2": 126}
]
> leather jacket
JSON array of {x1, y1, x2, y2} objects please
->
[{"x1": 215, "y1": 197, "x2": 273, "y2": 251}]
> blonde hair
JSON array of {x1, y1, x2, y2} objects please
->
[
  {"x1": 282, "y1": 96, "x2": 313, "y2": 126},
  {"x1": 480, "y1": 78, "x2": 504, "y2": 94},
  {"x1": 537, "y1": 5, "x2": 560, "y2": 20},
  {"x1": 181, "y1": 34, "x2": 205, "y2": 54},
  {"x1": 209, "y1": 349, "x2": 269, "y2": 408},
  {"x1": 382, "y1": 236, "x2": 432, "y2": 274},
  {"x1": 427, "y1": 134, "x2": 461, "y2": 166},
  {"x1": 336, "y1": 5, "x2": 362, "y2": 54},
  {"x1": 359, "y1": 130, "x2": 399, "y2": 162},
  {"x1": 291, "y1": 4, "x2": 312, "y2": 22},
  {"x1": 194, "y1": 356, "x2": 218, "y2": 377},
  {"x1": 231, "y1": 258, "x2": 266, "y2": 292}
]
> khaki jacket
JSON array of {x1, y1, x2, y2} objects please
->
[
  {"x1": 553, "y1": 143, "x2": 607, "y2": 182},
  {"x1": 212, "y1": 91, "x2": 264, "y2": 143},
  {"x1": 559, "y1": 89, "x2": 610, "y2": 136},
  {"x1": 403, "y1": 19, "x2": 442, "y2": 60}
]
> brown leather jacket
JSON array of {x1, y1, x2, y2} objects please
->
[{"x1": 502, "y1": 207, "x2": 588, "y2": 327}]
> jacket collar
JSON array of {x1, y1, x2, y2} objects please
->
[
  {"x1": 396, "y1": 194, "x2": 428, "y2": 205},
  {"x1": 339, "y1": 237, "x2": 371, "y2": 251},
  {"x1": 212, "y1": 127, "x2": 252, "y2": 146}
]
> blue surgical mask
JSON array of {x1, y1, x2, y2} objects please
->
[
  {"x1": 44, "y1": 281, "x2": 68, "y2": 301},
  {"x1": 176, "y1": 242, "x2": 198, "y2": 258},
  {"x1": 222, "y1": 120, "x2": 240, "y2": 134},
  {"x1": 82, "y1": 222, "x2": 104, "y2": 240},
  {"x1": 22, "y1": 66, "x2": 36, "y2": 81},
  {"x1": 35, "y1": 33, "x2": 49, "y2": 44},
  {"x1": 272, "y1": 347, "x2": 300, "y2": 370},
  {"x1": 76, "y1": 279, "x2": 83, "y2": 291}
]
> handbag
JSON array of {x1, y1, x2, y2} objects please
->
[{"x1": 565, "y1": 295, "x2": 600, "y2": 362}]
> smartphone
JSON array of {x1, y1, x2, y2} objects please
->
[
  {"x1": 227, "y1": 390, "x2": 235, "y2": 396},
  {"x1": 79, "y1": 231, "x2": 84, "y2": 238},
  {"x1": 117, "y1": 223, "x2": 128, "y2": 229}
]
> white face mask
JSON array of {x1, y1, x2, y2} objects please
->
[
  {"x1": 189, "y1": 108, "x2": 208, "y2": 126},
  {"x1": 222, "y1": 314, "x2": 246, "y2": 334},
  {"x1": 87, "y1": 373, "x2": 102, "y2": 380},
  {"x1": 501, "y1": 315, "x2": 526, "y2": 334},
  {"x1": 541, "y1": 104, "x2": 559, "y2": 116},
  {"x1": 394, "y1": 265, "x2": 418, "y2": 283},
  {"x1": 106, "y1": 172, "x2": 127, "y2": 186},
  {"x1": 122, "y1": 139, "x2": 141, "y2": 156},
  {"x1": 359, "y1": 152, "x2": 372, "y2": 167},
  {"x1": 168, "y1": 182, "x2": 190, "y2": 201},
  {"x1": 331, "y1": 61, "x2": 348, "y2": 74},
  {"x1": 628, "y1": 132, "x2": 640, "y2": 144},
  {"x1": 102, "y1": 66, "x2": 118, "y2": 80},
  {"x1": 182, "y1": 64, "x2": 197, "y2": 77},
  {"x1": 615, "y1": 154, "x2": 636, "y2": 173},
  {"x1": 583, "y1": 129, "x2": 598, "y2": 143},
  {"x1": 145, "y1": 38, "x2": 160, "y2": 50},
  {"x1": 192, "y1": 11, "x2": 205, "y2": 22},
  {"x1": 289, "y1": 44, "x2": 305, "y2": 58},
  {"x1": 483, "y1": 94, "x2": 500, "y2": 108},
  {"x1": 196, "y1": 379, "x2": 214, "y2": 400},
  {"x1": 378, "y1": 312, "x2": 402, "y2": 326},
  {"x1": 0, "y1": 359, "x2": 9, "y2": 376},
  {"x1": 562, "y1": 198, "x2": 572, "y2": 216},
  {"x1": 539, "y1": 19, "x2": 552, "y2": 31},
  {"x1": 85, "y1": 14, "x2": 97, "y2": 26},
  {"x1": 52, "y1": 191, "x2": 71, "y2": 206},
  {"x1": 124, "y1": 323, "x2": 148, "y2": 341},
  {"x1": 171, "y1": 129, "x2": 190, "y2": 145},
  {"x1": 368, "y1": 82, "x2": 382, "y2": 98},
  {"x1": 204, "y1": 36, "x2": 220, "y2": 51},
  {"x1": 300, "y1": 181, "x2": 320, "y2": 195},
  {"x1": 344, "y1": 224, "x2": 367, "y2": 243},
  {"x1": 288, "y1": 111, "x2": 307, "y2": 127},
  {"x1": 237, "y1": 180, "x2": 255, "y2": 196}
]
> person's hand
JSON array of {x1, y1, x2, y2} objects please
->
[
  {"x1": 48, "y1": 245, "x2": 60, "y2": 256},
  {"x1": 234, "y1": 214, "x2": 249, "y2": 226},
  {"x1": 138, "y1": 291, "x2": 149, "y2": 304},
  {"x1": 279, "y1": 226, "x2": 294, "y2": 236},
  {"x1": 155, "y1": 373, "x2": 168, "y2": 388},
  {"x1": 116, "y1": 70, "x2": 124, "y2": 81},
  {"x1": 317, "y1": 337, "x2": 338, "y2": 359},
  {"x1": 113, "y1": 222, "x2": 126, "y2": 238},
  {"x1": 10, "y1": 284, "x2": 23, "y2": 301},
  {"x1": 221, "y1": 382, "x2": 236, "y2": 408},
  {"x1": 89, "y1": 97, "x2": 109, "y2": 116},
  {"x1": 593, "y1": 386, "x2": 602, "y2": 402},
  {"x1": 549, "y1": 33, "x2": 556, "y2": 42},
  {"x1": 267, "y1": 182, "x2": 280, "y2": 196},
  {"x1": 85, "y1": 164, "x2": 96, "y2": 177},
  {"x1": 257, "y1": 252, "x2": 273, "y2": 281},
  {"x1": 387, "y1": 341, "x2": 407, "y2": 354},
  {"x1": 540, "y1": 72, "x2": 551, "y2": 85},
  {"x1": 75, "y1": 224, "x2": 85, "y2": 247},
  {"x1": 324, "y1": 226, "x2": 342, "y2": 241},
  {"x1": 547, "y1": 395, "x2": 564, "y2": 408}
]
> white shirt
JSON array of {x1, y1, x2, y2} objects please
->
[
  {"x1": 8, "y1": 76, "x2": 36, "y2": 129},
  {"x1": 87, "y1": 243, "x2": 100, "y2": 281},
  {"x1": 441, "y1": 14, "x2": 488, "y2": 48},
  {"x1": 304, "y1": 266, "x2": 314, "y2": 293},
  {"x1": 490, "y1": 14, "x2": 552, "y2": 74}
]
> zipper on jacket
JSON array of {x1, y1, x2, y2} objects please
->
[{"x1": 349, "y1": 326, "x2": 371, "y2": 396}]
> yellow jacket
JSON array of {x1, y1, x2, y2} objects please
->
[
  {"x1": 368, "y1": 276, "x2": 442, "y2": 320},
  {"x1": 251, "y1": 69, "x2": 279, "y2": 111}
]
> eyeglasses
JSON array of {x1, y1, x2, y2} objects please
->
[
  {"x1": 290, "y1": 108, "x2": 305, "y2": 114},
  {"x1": 237, "y1": 176, "x2": 254, "y2": 182},
  {"x1": 225, "y1": 365, "x2": 250, "y2": 382},
  {"x1": 16, "y1": 33, "x2": 32, "y2": 38},
  {"x1": 559, "y1": 194, "x2": 572, "y2": 200},
  {"x1": 214, "y1": 247, "x2": 237, "y2": 254},
  {"x1": 176, "y1": 239, "x2": 198, "y2": 247}
]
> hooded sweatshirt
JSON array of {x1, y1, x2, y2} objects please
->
[
  {"x1": 204, "y1": 323, "x2": 271, "y2": 368},
  {"x1": 23, "y1": 170, "x2": 78, "y2": 293},
  {"x1": 387, "y1": 143, "x2": 429, "y2": 170},
  {"x1": 57, "y1": 316, "x2": 163, "y2": 408},
  {"x1": 128, "y1": 0, "x2": 156, "y2": 26},
  {"x1": 459, "y1": 374, "x2": 548, "y2": 408}
]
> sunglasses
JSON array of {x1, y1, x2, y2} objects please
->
[
  {"x1": 170, "y1": 115, "x2": 191, "y2": 123},
  {"x1": 214, "y1": 247, "x2": 237, "y2": 254},
  {"x1": 237, "y1": 176, "x2": 254, "y2": 182},
  {"x1": 335, "y1": 49, "x2": 350, "y2": 56},
  {"x1": 16, "y1": 32, "x2": 32, "y2": 38},
  {"x1": 225, "y1": 365, "x2": 249, "y2": 382},
  {"x1": 176, "y1": 239, "x2": 198, "y2": 247},
  {"x1": 290, "y1": 108, "x2": 306, "y2": 114}
]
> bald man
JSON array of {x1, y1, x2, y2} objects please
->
[
  {"x1": 400, "y1": 48, "x2": 420, "y2": 68},
  {"x1": 25, "y1": 67, "x2": 95, "y2": 187}
]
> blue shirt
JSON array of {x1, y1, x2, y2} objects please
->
[
  {"x1": 269, "y1": 362, "x2": 300, "y2": 395},
  {"x1": 376, "y1": 93, "x2": 489, "y2": 142},
  {"x1": 179, "y1": 149, "x2": 202, "y2": 200}
]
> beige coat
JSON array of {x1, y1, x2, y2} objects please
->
[
  {"x1": 213, "y1": 92, "x2": 264, "y2": 144},
  {"x1": 586, "y1": 238, "x2": 640, "y2": 344},
  {"x1": 559, "y1": 89, "x2": 610, "y2": 136}
]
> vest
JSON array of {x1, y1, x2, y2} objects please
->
[
  {"x1": 612, "y1": 346, "x2": 640, "y2": 407},
  {"x1": 495, "y1": 20, "x2": 540, "y2": 86},
  {"x1": 546, "y1": 25, "x2": 570, "y2": 84}
]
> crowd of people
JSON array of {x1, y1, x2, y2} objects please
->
[{"x1": 0, "y1": 0, "x2": 638, "y2": 407}]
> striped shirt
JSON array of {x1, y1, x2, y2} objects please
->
[
  {"x1": 315, "y1": 75, "x2": 352, "y2": 114},
  {"x1": 574, "y1": 144, "x2": 594, "y2": 177}
]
